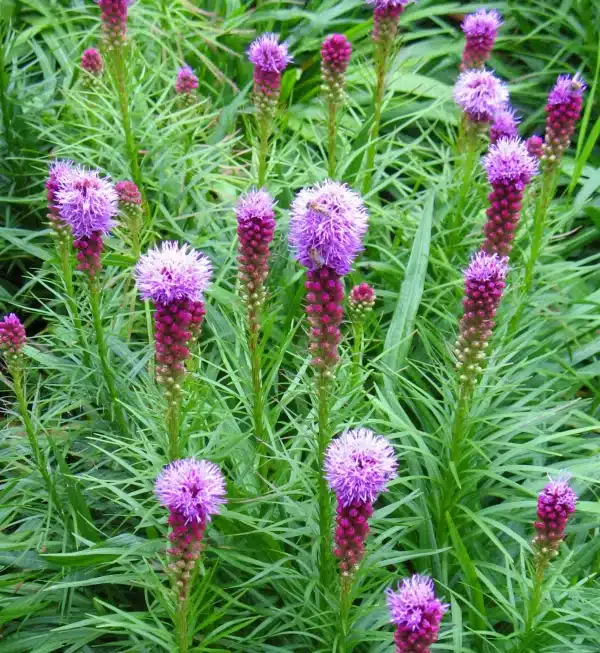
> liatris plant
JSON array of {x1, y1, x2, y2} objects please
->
[
  {"x1": 460, "y1": 9, "x2": 502, "y2": 71},
  {"x1": 481, "y1": 137, "x2": 539, "y2": 257},
  {"x1": 452, "y1": 68, "x2": 508, "y2": 234},
  {"x1": 289, "y1": 180, "x2": 368, "y2": 587},
  {"x1": 175, "y1": 64, "x2": 199, "y2": 107},
  {"x1": 325, "y1": 428, "x2": 397, "y2": 645},
  {"x1": 135, "y1": 242, "x2": 212, "y2": 461},
  {"x1": 526, "y1": 134, "x2": 544, "y2": 159},
  {"x1": 363, "y1": 0, "x2": 412, "y2": 194},
  {"x1": 236, "y1": 190, "x2": 276, "y2": 450},
  {"x1": 80, "y1": 48, "x2": 104, "y2": 83},
  {"x1": 523, "y1": 476, "x2": 577, "y2": 637},
  {"x1": 247, "y1": 34, "x2": 292, "y2": 186},
  {"x1": 321, "y1": 34, "x2": 352, "y2": 178},
  {"x1": 55, "y1": 166, "x2": 127, "y2": 431},
  {"x1": 522, "y1": 74, "x2": 586, "y2": 295},
  {"x1": 155, "y1": 458, "x2": 226, "y2": 652},
  {"x1": 490, "y1": 106, "x2": 519, "y2": 144},
  {"x1": 0, "y1": 315, "x2": 60, "y2": 512},
  {"x1": 386, "y1": 575, "x2": 448, "y2": 653},
  {"x1": 348, "y1": 283, "x2": 376, "y2": 374},
  {"x1": 98, "y1": 0, "x2": 130, "y2": 51},
  {"x1": 115, "y1": 180, "x2": 143, "y2": 257}
]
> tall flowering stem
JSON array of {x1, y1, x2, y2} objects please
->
[
  {"x1": 0, "y1": 315, "x2": 61, "y2": 513},
  {"x1": 325, "y1": 428, "x2": 397, "y2": 647},
  {"x1": 55, "y1": 166, "x2": 128, "y2": 433},
  {"x1": 452, "y1": 69, "x2": 509, "y2": 238},
  {"x1": 247, "y1": 34, "x2": 292, "y2": 186},
  {"x1": 522, "y1": 74, "x2": 585, "y2": 294},
  {"x1": 236, "y1": 190, "x2": 275, "y2": 458},
  {"x1": 98, "y1": 0, "x2": 143, "y2": 193},
  {"x1": 387, "y1": 575, "x2": 448, "y2": 652},
  {"x1": 155, "y1": 458, "x2": 226, "y2": 653},
  {"x1": 135, "y1": 242, "x2": 212, "y2": 461},
  {"x1": 362, "y1": 0, "x2": 411, "y2": 195},
  {"x1": 321, "y1": 34, "x2": 352, "y2": 178},
  {"x1": 290, "y1": 181, "x2": 369, "y2": 588},
  {"x1": 116, "y1": 180, "x2": 143, "y2": 257},
  {"x1": 348, "y1": 283, "x2": 375, "y2": 376},
  {"x1": 481, "y1": 138, "x2": 539, "y2": 257},
  {"x1": 460, "y1": 9, "x2": 502, "y2": 71}
]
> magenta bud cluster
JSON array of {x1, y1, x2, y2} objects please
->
[
  {"x1": 387, "y1": 575, "x2": 448, "y2": 653},
  {"x1": 0, "y1": 314, "x2": 27, "y2": 363},
  {"x1": 368, "y1": 1, "x2": 410, "y2": 46},
  {"x1": 526, "y1": 134, "x2": 544, "y2": 159},
  {"x1": 460, "y1": 9, "x2": 502, "y2": 71},
  {"x1": 321, "y1": 34, "x2": 352, "y2": 106},
  {"x1": 236, "y1": 189, "x2": 276, "y2": 329},
  {"x1": 81, "y1": 48, "x2": 104, "y2": 78},
  {"x1": 334, "y1": 501, "x2": 372, "y2": 575},
  {"x1": 455, "y1": 252, "x2": 508, "y2": 384},
  {"x1": 175, "y1": 65, "x2": 199, "y2": 106},
  {"x1": 98, "y1": 0, "x2": 129, "y2": 50},
  {"x1": 481, "y1": 137, "x2": 539, "y2": 257},
  {"x1": 115, "y1": 180, "x2": 142, "y2": 209},
  {"x1": 533, "y1": 476, "x2": 577, "y2": 564},
  {"x1": 73, "y1": 232, "x2": 104, "y2": 278},
  {"x1": 348, "y1": 282, "x2": 376, "y2": 318},
  {"x1": 542, "y1": 73, "x2": 586, "y2": 167}
]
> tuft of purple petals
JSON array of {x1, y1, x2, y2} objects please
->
[
  {"x1": 490, "y1": 107, "x2": 520, "y2": 144},
  {"x1": 461, "y1": 9, "x2": 502, "y2": 70},
  {"x1": 533, "y1": 474, "x2": 577, "y2": 562},
  {"x1": 247, "y1": 33, "x2": 292, "y2": 74},
  {"x1": 483, "y1": 137, "x2": 539, "y2": 186},
  {"x1": 175, "y1": 64, "x2": 198, "y2": 95},
  {"x1": 289, "y1": 181, "x2": 368, "y2": 276},
  {"x1": 453, "y1": 69, "x2": 509, "y2": 122}
]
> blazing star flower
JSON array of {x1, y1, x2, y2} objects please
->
[
  {"x1": 349, "y1": 282, "x2": 376, "y2": 318},
  {"x1": 248, "y1": 33, "x2": 292, "y2": 102},
  {"x1": 366, "y1": 0, "x2": 413, "y2": 46},
  {"x1": 155, "y1": 457, "x2": 226, "y2": 601},
  {"x1": 542, "y1": 73, "x2": 586, "y2": 166},
  {"x1": 490, "y1": 107, "x2": 520, "y2": 144},
  {"x1": 98, "y1": 0, "x2": 132, "y2": 49},
  {"x1": 526, "y1": 134, "x2": 544, "y2": 159},
  {"x1": 455, "y1": 252, "x2": 508, "y2": 384},
  {"x1": 325, "y1": 428, "x2": 397, "y2": 574},
  {"x1": 0, "y1": 314, "x2": 27, "y2": 361},
  {"x1": 81, "y1": 48, "x2": 104, "y2": 77},
  {"x1": 453, "y1": 69, "x2": 509, "y2": 123},
  {"x1": 289, "y1": 181, "x2": 368, "y2": 276},
  {"x1": 46, "y1": 160, "x2": 75, "y2": 236},
  {"x1": 387, "y1": 575, "x2": 448, "y2": 653},
  {"x1": 175, "y1": 64, "x2": 199, "y2": 106},
  {"x1": 460, "y1": 9, "x2": 502, "y2": 70},
  {"x1": 533, "y1": 474, "x2": 577, "y2": 563},
  {"x1": 135, "y1": 241, "x2": 212, "y2": 305},
  {"x1": 321, "y1": 34, "x2": 352, "y2": 106},
  {"x1": 481, "y1": 138, "x2": 538, "y2": 256}
]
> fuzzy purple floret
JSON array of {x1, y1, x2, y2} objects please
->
[
  {"x1": 289, "y1": 181, "x2": 368, "y2": 276},
  {"x1": 483, "y1": 137, "x2": 539, "y2": 186},
  {"x1": 490, "y1": 107, "x2": 520, "y2": 143},
  {"x1": 461, "y1": 9, "x2": 502, "y2": 39},
  {"x1": 325, "y1": 428, "x2": 397, "y2": 506},
  {"x1": 175, "y1": 64, "x2": 198, "y2": 94},
  {"x1": 466, "y1": 250, "x2": 508, "y2": 284},
  {"x1": 387, "y1": 575, "x2": 448, "y2": 630},
  {"x1": 135, "y1": 241, "x2": 212, "y2": 305},
  {"x1": 236, "y1": 188, "x2": 275, "y2": 228},
  {"x1": 538, "y1": 476, "x2": 577, "y2": 515},
  {"x1": 453, "y1": 69, "x2": 509, "y2": 122},
  {"x1": 365, "y1": 0, "x2": 413, "y2": 8},
  {"x1": 247, "y1": 33, "x2": 292, "y2": 73},
  {"x1": 155, "y1": 458, "x2": 226, "y2": 524},
  {"x1": 55, "y1": 167, "x2": 118, "y2": 238},
  {"x1": 547, "y1": 73, "x2": 586, "y2": 106}
]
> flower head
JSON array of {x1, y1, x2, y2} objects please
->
[
  {"x1": 465, "y1": 250, "x2": 508, "y2": 284},
  {"x1": 386, "y1": 574, "x2": 448, "y2": 632},
  {"x1": 247, "y1": 34, "x2": 292, "y2": 74},
  {"x1": 115, "y1": 180, "x2": 142, "y2": 206},
  {"x1": 325, "y1": 428, "x2": 397, "y2": 506},
  {"x1": 483, "y1": 137, "x2": 539, "y2": 186},
  {"x1": 490, "y1": 107, "x2": 520, "y2": 143},
  {"x1": 155, "y1": 458, "x2": 226, "y2": 523},
  {"x1": 47, "y1": 160, "x2": 76, "y2": 194},
  {"x1": 548, "y1": 73, "x2": 586, "y2": 106},
  {"x1": 526, "y1": 134, "x2": 544, "y2": 159},
  {"x1": 453, "y1": 69, "x2": 509, "y2": 122},
  {"x1": 321, "y1": 34, "x2": 352, "y2": 75},
  {"x1": 538, "y1": 474, "x2": 577, "y2": 516},
  {"x1": 289, "y1": 181, "x2": 368, "y2": 275},
  {"x1": 175, "y1": 64, "x2": 199, "y2": 94},
  {"x1": 0, "y1": 314, "x2": 26, "y2": 355},
  {"x1": 366, "y1": 0, "x2": 413, "y2": 9},
  {"x1": 236, "y1": 189, "x2": 276, "y2": 230},
  {"x1": 135, "y1": 241, "x2": 212, "y2": 305},
  {"x1": 55, "y1": 167, "x2": 118, "y2": 238},
  {"x1": 81, "y1": 48, "x2": 104, "y2": 76},
  {"x1": 462, "y1": 9, "x2": 502, "y2": 40}
]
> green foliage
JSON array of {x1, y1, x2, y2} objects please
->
[{"x1": 1, "y1": 1, "x2": 599, "y2": 651}]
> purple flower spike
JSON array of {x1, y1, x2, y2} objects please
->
[
  {"x1": 526, "y1": 134, "x2": 544, "y2": 159},
  {"x1": 248, "y1": 33, "x2": 292, "y2": 100},
  {"x1": 533, "y1": 474, "x2": 577, "y2": 564},
  {"x1": 325, "y1": 428, "x2": 397, "y2": 574},
  {"x1": 0, "y1": 314, "x2": 27, "y2": 363},
  {"x1": 387, "y1": 575, "x2": 448, "y2": 653},
  {"x1": 490, "y1": 107, "x2": 520, "y2": 144},
  {"x1": 349, "y1": 282, "x2": 376, "y2": 318},
  {"x1": 366, "y1": 0, "x2": 413, "y2": 47},
  {"x1": 460, "y1": 9, "x2": 502, "y2": 70},
  {"x1": 454, "y1": 251, "x2": 508, "y2": 384},
  {"x1": 321, "y1": 34, "x2": 352, "y2": 105},
  {"x1": 81, "y1": 48, "x2": 104, "y2": 77},
  {"x1": 98, "y1": 0, "x2": 130, "y2": 50},
  {"x1": 155, "y1": 457, "x2": 226, "y2": 602},
  {"x1": 454, "y1": 69, "x2": 509, "y2": 123},
  {"x1": 175, "y1": 65, "x2": 199, "y2": 105},
  {"x1": 481, "y1": 138, "x2": 538, "y2": 257},
  {"x1": 46, "y1": 160, "x2": 75, "y2": 237},
  {"x1": 289, "y1": 181, "x2": 368, "y2": 276},
  {"x1": 542, "y1": 73, "x2": 586, "y2": 167}
]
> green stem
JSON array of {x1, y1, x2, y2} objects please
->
[
  {"x1": 525, "y1": 561, "x2": 545, "y2": 633},
  {"x1": 257, "y1": 120, "x2": 270, "y2": 187},
  {"x1": 362, "y1": 46, "x2": 388, "y2": 196},
  {"x1": 166, "y1": 397, "x2": 180, "y2": 462},
  {"x1": 176, "y1": 598, "x2": 189, "y2": 653},
  {"x1": 339, "y1": 576, "x2": 352, "y2": 653},
  {"x1": 88, "y1": 282, "x2": 128, "y2": 435},
  {"x1": 249, "y1": 323, "x2": 266, "y2": 457},
  {"x1": 451, "y1": 132, "x2": 479, "y2": 243},
  {"x1": 0, "y1": 35, "x2": 15, "y2": 154},
  {"x1": 317, "y1": 372, "x2": 333, "y2": 589},
  {"x1": 12, "y1": 366, "x2": 62, "y2": 514},
  {"x1": 351, "y1": 321, "x2": 363, "y2": 383},
  {"x1": 327, "y1": 101, "x2": 337, "y2": 179}
]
